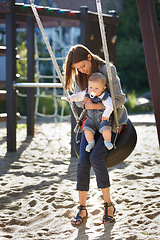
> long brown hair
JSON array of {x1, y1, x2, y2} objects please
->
[{"x1": 64, "y1": 44, "x2": 105, "y2": 91}]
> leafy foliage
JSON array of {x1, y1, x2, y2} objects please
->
[
  {"x1": 116, "y1": 0, "x2": 160, "y2": 94},
  {"x1": 116, "y1": 38, "x2": 149, "y2": 94}
]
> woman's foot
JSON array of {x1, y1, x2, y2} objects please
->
[
  {"x1": 102, "y1": 202, "x2": 115, "y2": 224},
  {"x1": 71, "y1": 205, "x2": 88, "y2": 225}
]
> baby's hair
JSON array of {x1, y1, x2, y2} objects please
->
[{"x1": 88, "y1": 72, "x2": 107, "y2": 86}]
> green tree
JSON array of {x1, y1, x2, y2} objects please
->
[
  {"x1": 116, "y1": 0, "x2": 160, "y2": 94},
  {"x1": 155, "y1": 0, "x2": 160, "y2": 28},
  {"x1": 116, "y1": 38, "x2": 148, "y2": 94},
  {"x1": 17, "y1": 41, "x2": 27, "y2": 78}
]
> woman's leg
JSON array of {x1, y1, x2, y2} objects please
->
[
  {"x1": 71, "y1": 132, "x2": 91, "y2": 224},
  {"x1": 78, "y1": 191, "x2": 88, "y2": 218},
  {"x1": 89, "y1": 132, "x2": 115, "y2": 221},
  {"x1": 101, "y1": 187, "x2": 115, "y2": 222},
  {"x1": 101, "y1": 187, "x2": 111, "y2": 203},
  {"x1": 89, "y1": 131, "x2": 110, "y2": 189},
  {"x1": 71, "y1": 190, "x2": 88, "y2": 225},
  {"x1": 77, "y1": 132, "x2": 91, "y2": 191}
]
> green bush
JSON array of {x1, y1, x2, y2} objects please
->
[
  {"x1": 116, "y1": 38, "x2": 149, "y2": 94},
  {"x1": 125, "y1": 91, "x2": 153, "y2": 114},
  {"x1": 38, "y1": 96, "x2": 70, "y2": 116},
  {"x1": 0, "y1": 100, "x2": 6, "y2": 113},
  {"x1": 115, "y1": 0, "x2": 160, "y2": 95}
]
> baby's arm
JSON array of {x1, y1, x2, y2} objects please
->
[
  {"x1": 67, "y1": 90, "x2": 86, "y2": 102},
  {"x1": 102, "y1": 96, "x2": 113, "y2": 121}
]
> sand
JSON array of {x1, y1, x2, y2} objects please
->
[{"x1": 0, "y1": 114, "x2": 160, "y2": 240}]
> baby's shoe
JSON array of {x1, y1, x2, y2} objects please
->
[
  {"x1": 85, "y1": 140, "x2": 95, "y2": 152},
  {"x1": 104, "y1": 140, "x2": 113, "y2": 150}
]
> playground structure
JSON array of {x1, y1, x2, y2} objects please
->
[
  {"x1": 0, "y1": 0, "x2": 160, "y2": 154},
  {"x1": 0, "y1": 1, "x2": 119, "y2": 153}
]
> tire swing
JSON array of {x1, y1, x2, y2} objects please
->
[
  {"x1": 106, "y1": 119, "x2": 137, "y2": 168},
  {"x1": 74, "y1": 115, "x2": 137, "y2": 168},
  {"x1": 74, "y1": 0, "x2": 137, "y2": 168}
]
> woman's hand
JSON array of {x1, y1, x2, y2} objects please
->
[{"x1": 84, "y1": 97, "x2": 101, "y2": 110}]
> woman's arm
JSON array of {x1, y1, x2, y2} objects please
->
[
  {"x1": 100, "y1": 64, "x2": 126, "y2": 109},
  {"x1": 109, "y1": 65, "x2": 126, "y2": 108}
]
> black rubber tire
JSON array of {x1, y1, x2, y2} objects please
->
[
  {"x1": 74, "y1": 119, "x2": 137, "y2": 168},
  {"x1": 105, "y1": 119, "x2": 137, "y2": 168}
]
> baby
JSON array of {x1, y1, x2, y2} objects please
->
[{"x1": 67, "y1": 72, "x2": 113, "y2": 152}]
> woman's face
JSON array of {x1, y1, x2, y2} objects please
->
[{"x1": 72, "y1": 54, "x2": 92, "y2": 75}]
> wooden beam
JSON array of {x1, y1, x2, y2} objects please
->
[
  {"x1": 27, "y1": 15, "x2": 35, "y2": 137},
  {"x1": 0, "y1": 81, "x2": 6, "y2": 88},
  {"x1": 0, "y1": 46, "x2": 6, "y2": 56},
  {"x1": 0, "y1": 90, "x2": 7, "y2": 100},
  {"x1": 6, "y1": 0, "x2": 17, "y2": 152},
  {"x1": 136, "y1": 0, "x2": 160, "y2": 147},
  {"x1": 0, "y1": 2, "x2": 11, "y2": 13},
  {"x1": 80, "y1": 6, "x2": 88, "y2": 46}
]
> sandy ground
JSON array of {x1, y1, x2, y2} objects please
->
[{"x1": 0, "y1": 114, "x2": 160, "y2": 240}]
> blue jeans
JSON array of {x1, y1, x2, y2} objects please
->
[{"x1": 77, "y1": 131, "x2": 111, "y2": 191}]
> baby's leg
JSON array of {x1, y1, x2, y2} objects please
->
[
  {"x1": 102, "y1": 129, "x2": 113, "y2": 150},
  {"x1": 102, "y1": 129, "x2": 111, "y2": 141},
  {"x1": 84, "y1": 130, "x2": 95, "y2": 152},
  {"x1": 99, "y1": 120, "x2": 113, "y2": 150}
]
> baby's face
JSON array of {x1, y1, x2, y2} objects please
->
[{"x1": 88, "y1": 80, "x2": 106, "y2": 97}]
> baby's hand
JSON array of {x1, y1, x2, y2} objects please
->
[{"x1": 102, "y1": 116, "x2": 109, "y2": 122}]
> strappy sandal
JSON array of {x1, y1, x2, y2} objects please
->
[
  {"x1": 71, "y1": 205, "x2": 88, "y2": 225},
  {"x1": 102, "y1": 202, "x2": 115, "y2": 224}
]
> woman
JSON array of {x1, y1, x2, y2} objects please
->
[{"x1": 64, "y1": 44, "x2": 128, "y2": 225}]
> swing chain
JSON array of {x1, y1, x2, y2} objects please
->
[{"x1": 96, "y1": 0, "x2": 120, "y2": 132}]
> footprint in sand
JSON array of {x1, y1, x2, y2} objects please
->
[
  {"x1": 48, "y1": 191, "x2": 56, "y2": 196},
  {"x1": 91, "y1": 209, "x2": 101, "y2": 215},
  {"x1": 42, "y1": 205, "x2": 48, "y2": 211},
  {"x1": 1, "y1": 235, "x2": 13, "y2": 239},
  {"x1": 29, "y1": 200, "x2": 37, "y2": 207},
  {"x1": 1, "y1": 182, "x2": 7, "y2": 186},
  {"x1": 46, "y1": 196, "x2": 55, "y2": 203},
  {"x1": 11, "y1": 165, "x2": 23, "y2": 169},
  {"x1": 144, "y1": 194, "x2": 160, "y2": 199},
  {"x1": 7, "y1": 218, "x2": 26, "y2": 226},
  {"x1": 146, "y1": 211, "x2": 160, "y2": 220}
]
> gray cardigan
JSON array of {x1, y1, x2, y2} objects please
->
[
  {"x1": 99, "y1": 64, "x2": 128, "y2": 132},
  {"x1": 74, "y1": 64, "x2": 128, "y2": 133}
]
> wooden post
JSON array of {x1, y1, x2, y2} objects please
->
[
  {"x1": 136, "y1": 0, "x2": 160, "y2": 147},
  {"x1": 6, "y1": 0, "x2": 17, "y2": 152},
  {"x1": 27, "y1": 15, "x2": 35, "y2": 136},
  {"x1": 80, "y1": 6, "x2": 88, "y2": 45}
]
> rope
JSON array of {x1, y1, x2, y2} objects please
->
[
  {"x1": 96, "y1": 1, "x2": 119, "y2": 127},
  {"x1": 29, "y1": 0, "x2": 79, "y2": 122},
  {"x1": 96, "y1": 0, "x2": 120, "y2": 147}
]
